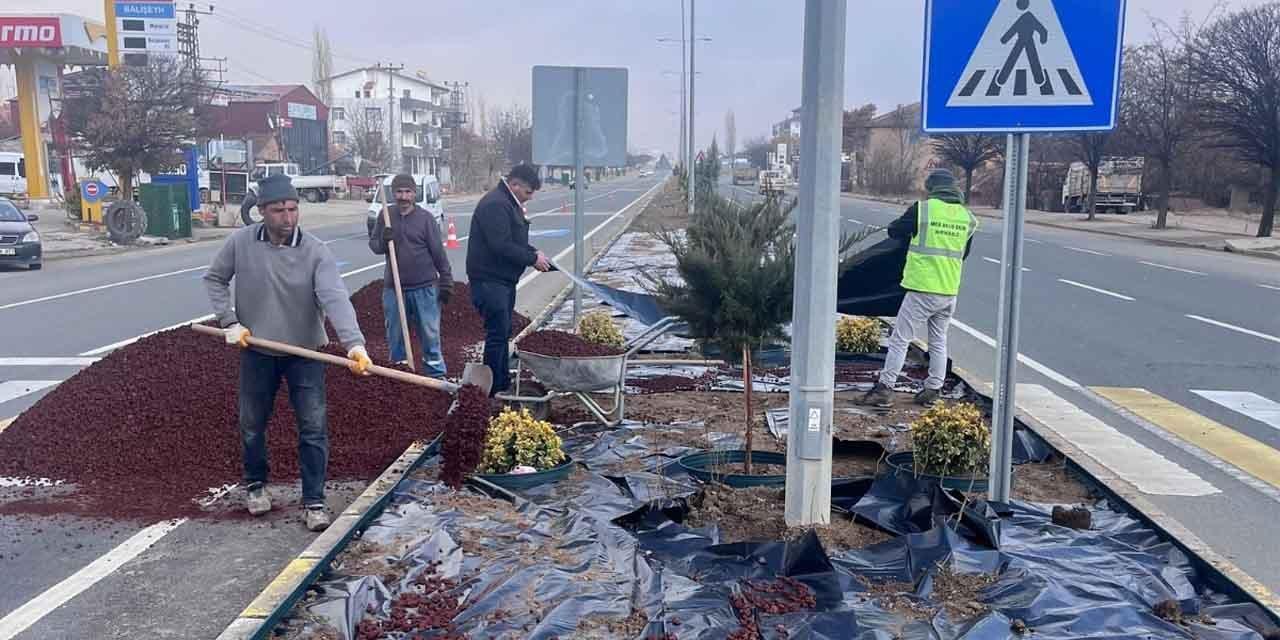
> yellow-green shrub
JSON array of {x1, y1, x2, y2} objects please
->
[
  {"x1": 577, "y1": 311, "x2": 625, "y2": 349},
  {"x1": 911, "y1": 401, "x2": 990, "y2": 476},
  {"x1": 480, "y1": 408, "x2": 567, "y2": 474},
  {"x1": 835, "y1": 316, "x2": 881, "y2": 353}
]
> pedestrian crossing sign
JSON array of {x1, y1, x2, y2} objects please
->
[{"x1": 922, "y1": 0, "x2": 1126, "y2": 133}]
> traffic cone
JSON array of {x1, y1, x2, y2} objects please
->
[{"x1": 445, "y1": 216, "x2": 461, "y2": 249}]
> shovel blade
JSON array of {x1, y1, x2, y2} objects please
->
[{"x1": 460, "y1": 363, "x2": 494, "y2": 396}]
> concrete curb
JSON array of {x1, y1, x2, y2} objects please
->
[
  {"x1": 214, "y1": 439, "x2": 433, "y2": 640},
  {"x1": 948, "y1": 361, "x2": 1280, "y2": 621}
]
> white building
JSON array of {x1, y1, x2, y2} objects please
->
[{"x1": 326, "y1": 66, "x2": 466, "y2": 182}]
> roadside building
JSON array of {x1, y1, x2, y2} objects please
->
[{"x1": 206, "y1": 84, "x2": 330, "y2": 174}]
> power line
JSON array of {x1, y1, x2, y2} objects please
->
[{"x1": 205, "y1": 9, "x2": 380, "y2": 66}]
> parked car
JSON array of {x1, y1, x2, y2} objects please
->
[
  {"x1": 0, "y1": 197, "x2": 41, "y2": 270},
  {"x1": 365, "y1": 174, "x2": 444, "y2": 237},
  {"x1": 638, "y1": 170, "x2": 652, "y2": 178},
  {"x1": 362, "y1": 174, "x2": 391, "y2": 203},
  {"x1": 0, "y1": 152, "x2": 27, "y2": 205}
]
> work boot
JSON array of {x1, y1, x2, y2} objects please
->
[
  {"x1": 245, "y1": 483, "x2": 271, "y2": 516},
  {"x1": 304, "y1": 504, "x2": 331, "y2": 532},
  {"x1": 914, "y1": 388, "x2": 941, "y2": 406},
  {"x1": 861, "y1": 383, "x2": 894, "y2": 408}
]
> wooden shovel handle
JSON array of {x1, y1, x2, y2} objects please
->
[{"x1": 191, "y1": 324, "x2": 457, "y2": 393}]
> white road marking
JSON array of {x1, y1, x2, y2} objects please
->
[
  {"x1": 1185, "y1": 314, "x2": 1280, "y2": 345},
  {"x1": 981, "y1": 257, "x2": 1029, "y2": 271},
  {"x1": 1260, "y1": 284, "x2": 1280, "y2": 292},
  {"x1": 0, "y1": 519, "x2": 187, "y2": 640},
  {"x1": 1058, "y1": 278, "x2": 1135, "y2": 301},
  {"x1": 0, "y1": 357, "x2": 99, "y2": 367},
  {"x1": 0, "y1": 266, "x2": 207, "y2": 311},
  {"x1": 1018, "y1": 384, "x2": 1218, "y2": 496},
  {"x1": 950, "y1": 318, "x2": 1280, "y2": 504},
  {"x1": 0, "y1": 381, "x2": 59, "y2": 405},
  {"x1": 1139, "y1": 261, "x2": 1206, "y2": 276},
  {"x1": 1192, "y1": 390, "x2": 1280, "y2": 432},
  {"x1": 1065, "y1": 246, "x2": 1110, "y2": 256},
  {"x1": 1025, "y1": 238, "x2": 1044, "y2": 244}
]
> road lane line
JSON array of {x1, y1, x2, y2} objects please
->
[
  {"x1": 1065, "y1": 246, "x2": 1111, "y2": 256},
  {"x1": 1139, "y1": 261, "x2": 1206, "y2": 276},
  {"x1": 0, "y1": 519, "x2": 187, "y2": 640},
  {"x1": 1260, "y1": 284, "x2": 1280, "y2": 292},
  {"x1": 1185, "y1": 314, "x2": 1280, "y2": 345},
  {"x1": 981, "y1": 257, "x2": 1030, "y2": 271},
  {"x1": 1020, "y1": 384, "x2": 1218, "y2": 496},
  {"x1": 1025, "y1": 238, "x2": 1044, "y2": 244},
  {"x1": 0, "y1": 266, "x2": 207, "y2": 311},
  {"x1": 0, "y1": 357, "x2": 99, "y2": 366},
  {"x1": 1192, "y1": 390, "x2": 1280, "y2": 432},
  {"x1": 1058, "y1": 279, "x2": 1135, "y2": 301},
  {"x1": 1097, "y1": 387, "x2": 1280, "y2": 490},
  {"x1": 0, "y1": 381, "x2": 59, "y2": 404},
  {"x1": 948, "y1": 319, "x2": 1280, "y2": 503}
]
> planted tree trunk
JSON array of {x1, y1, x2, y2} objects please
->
[
  {"x1": 1154, "y1": 158, "x2": 1172, "y2": 230},
  {"x1": 963, "y1": 167, "x2": 974, "y2": 205},
  {"x1": 1262, "y1": 166, "x2": 1279, "y2": 238},
  {"x1": 1086, "y1": 169, "x2": 1100, "y2": 221},
  {"x1": 743, "y1": 344, "x2": 754, "y2": 475}
]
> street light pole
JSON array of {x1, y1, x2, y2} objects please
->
[
  {"x1": 688, "y1": 0, "x2": 696, "y2": 217},
  {"x1": 680, "y1": 0, "x2": 688, "y2": 181},
  {"x1": 785, "y1": 0, "x2": 846, "y2": 527}
]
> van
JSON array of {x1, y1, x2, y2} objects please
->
[{"x1": 0, "y1": 152, "x2": 27, "y2": 201}]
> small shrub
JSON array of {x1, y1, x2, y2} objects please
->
[
  {"x1": 480, "y1": 407, "x2": 567, "y2": 474},
  {"x1": 911, "y1": 401, "x2": 990, "y2": 477},
  {"x1": 576, "y1": 311, "x2": 625, "y2": 350},
  {"x1": 835, "y1": 316, "x2": 881, "y2": 353}
]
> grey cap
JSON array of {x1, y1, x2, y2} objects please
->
[
  {"x1": 924, "y1": 168, "x2": 956, "y2": 192},
  {"x1": 256, "y1": 174, "x2": 298, "y2": 207}
]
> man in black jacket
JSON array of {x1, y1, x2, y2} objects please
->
[{"x1": 466, "y1": 164, "x2": 550, "y2": 394}]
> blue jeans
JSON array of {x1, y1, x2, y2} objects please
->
[
  {"x1": 470, "y1": 279, "x2": 516, "y2": 394},
  {"x1": 383, "y1": 285, "x2": 446, "y2": 378},
  {"x1": 238, "y1": 350, "x2": 328, "y2": 505}
]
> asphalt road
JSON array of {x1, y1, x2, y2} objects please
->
[
  {"x1": 727, "y1": 179, "x2": 1280, "y2": 590},
  {"x1": 0, "y1": 173, "x2": 664, "y2": 639}
]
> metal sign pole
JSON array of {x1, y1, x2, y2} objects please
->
[
  {"x1": 988, "y1": 132, "x2": 1030, "y2": 503},
  {"x1": 572, "y1": 68, "x2": 587, "y2": 326},
  {"x1": 785, "y1": 0, "x2": 846, "y2": 527}
]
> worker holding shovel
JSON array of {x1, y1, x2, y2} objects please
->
[
  {"x1": 369, "y1": 174, "x2": 454, "y2": 378},
  {"x1": 203, "y1": 174, "x2": 372, "y2": 532}
]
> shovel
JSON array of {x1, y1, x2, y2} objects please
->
[{"x1": 191, "y1": 325, "x2": 493, "y2": 396}]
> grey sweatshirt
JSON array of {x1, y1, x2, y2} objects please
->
[
  {"x1": 204, "y1": 224, "x2": 365, "y2": 352},
  {"x1": 368, "y1": 205, "x2": 452, "y2": 290}
]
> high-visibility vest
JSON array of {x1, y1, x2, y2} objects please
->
[{"x1": 900, "y1": 198, "x2": 978, "y2": 296}]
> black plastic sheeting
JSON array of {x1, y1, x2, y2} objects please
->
[
  {"x1": 837, "y1": 236, "x2": 909, "y2": 318},
  {"x1": 287, "y1": 421, "x2": 1279, "y2": 640}
]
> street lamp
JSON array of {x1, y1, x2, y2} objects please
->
[{"x1": 656, "y1": 37, "x2": 687, "y2": 180}]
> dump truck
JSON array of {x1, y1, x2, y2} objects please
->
[{"x1": 1062, "y1": 157, "x2": 1144, "y2": 214}]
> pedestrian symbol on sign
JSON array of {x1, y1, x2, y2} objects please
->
[{"x1": 948, "y1": 0, "x2": 1092, "y2": 107}]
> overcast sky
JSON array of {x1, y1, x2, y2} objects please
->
[{"x1": 7, "y1": 0, "x2": 1239, "y2": 157}]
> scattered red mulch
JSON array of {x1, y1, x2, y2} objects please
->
[
  {"x1": 355, "y1": 560, "x2": 466, "y2": 639},
  {"x1": 629, "y1": 373, "x2": 715, "y2": 394},
  {"x1": 517, "y1": 330, "x2": 626, "y2": 357},
  {"x1": 728, "y1": 577, "x2": 817, "y2": 640},
  {"x1": 438, "y1": 384, "x2": 491, "y2": 489},
  {"x1": 0, "y1": 280, "x2": 522, "y2": 521}
]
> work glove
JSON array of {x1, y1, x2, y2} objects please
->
[
  {"x1": 437, "y1": 279, "x2": 453, "y2": 306},
  {"x1": 381, "y1": 225, "x2": 394, "y2": 247},
  {"x1": 347, "y1": 345, "x2": 372, "y2": 376},
  {"x1": 224, "y1": 323, "x2": 250, "y2": 348}
]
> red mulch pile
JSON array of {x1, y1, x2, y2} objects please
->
[
  {"x1": 517, "y1": 330, "x2": 626, "y2": 357},
  {"x1": 0, "y1": 280, "x2": 525, "y2": 521}
]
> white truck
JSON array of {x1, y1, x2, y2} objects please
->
[
  {"x1": 247, "y1": 163, "x2": 341, "y2": 204},
  {"x1": 1062, "y1": 157, "x2": 1144, "y2": 214},
  {"x1": 0, "y1": 152, "x2": 27, "y2": 206}
]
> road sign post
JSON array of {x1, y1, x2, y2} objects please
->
[
  {"x1": 922, "y1": 0, "x2": 1126, "y2": 503},
  {"x1": 785, "y1": 0, "x2": 846, "y2": 527},
  {"x1": 573, "y1": 68, "x2": 587, "y2": 324}
]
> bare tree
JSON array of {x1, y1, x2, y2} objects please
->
[
  {"x1": 1119, "y1": 21, "x2": 1197, "y2": 229},
  {"x1": 742, "y1": 136, "x2": 770, "y2": 169},
  {"x1": 1073, "y1": 133, "x2": 1111, "y2": 220},
  {"x1": 865, "y1": 105, "x2": 919, "y2": 196},
  {"x1": 724, "y1": 109, "x2": 737, "y2": 166},
  {"x1": 62, "y1": 57, "x2": 203, "y2": 200},
  {"x1": 311, "y1": 27, "x2": 334, "y2": 107},
  {"x1": 931, "y1": 134, "x2": 1003, "y2": 203},
  {"x1": 449, "y1": 126, "x2": 492, "y2": 192},
  {"x1": 1186, "y1": 3, "x2": 1280, "y2": 237},
  {"x1": 488, "y1": 104, "x2": 531, "y2": 168},
  {"x1": 347, "y1": 105, "x2": 391, "y2": 174}
]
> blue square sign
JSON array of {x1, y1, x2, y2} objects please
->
[{"x1": 922, "y1": 0, "x2": 1126, "y2": 133}]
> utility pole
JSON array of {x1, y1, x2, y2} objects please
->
[
  {"x1": 381, "y1": 63, "x2": 406, "y2": 173},
  {"x1": 785, "y1": 0, "x2": 846, "y2": 527},
  {"x1": 679, "y1": 0, "x2": 688, "y2": 181},
  {"x1": 687, "y1": 0, "x2": 696, "y2": 217}
]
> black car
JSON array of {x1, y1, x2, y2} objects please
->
[{"x1": 0, "y1": 198, "x2": 41, "y2": 270}]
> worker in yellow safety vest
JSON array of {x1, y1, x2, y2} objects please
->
[{"x1": 862, "y1": 168, "x2": 978, "y2": 408}]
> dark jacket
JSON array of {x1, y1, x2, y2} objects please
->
[
  {"x1": 886, "y1": 192, "x2": 974, "y2": 259},
  {"x1": 466, "y1": 181, "x2": 538, "y2": 286},
  {"x1": 369, "y1": 205, "x2": 452, "y2": 291}
]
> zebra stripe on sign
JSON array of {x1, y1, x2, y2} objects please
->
[{"x1": 948, "y1": 0, "x2": 1093, "y2": 107}]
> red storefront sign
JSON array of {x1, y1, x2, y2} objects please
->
[{"x1": 0, "y1": 17, "x2": 63, "y2": 48}]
